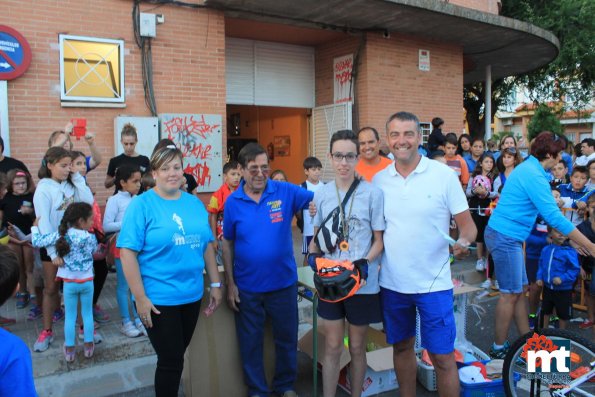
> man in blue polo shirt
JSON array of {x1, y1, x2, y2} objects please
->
[{"x1": 222, "y1": 143, "x2": 313, "y2": 397}]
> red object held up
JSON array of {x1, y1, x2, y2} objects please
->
[{"x1": 70, "y1": 118, "x2": 87, "y2": 140}]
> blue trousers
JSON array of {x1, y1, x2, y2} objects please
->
[
  {"x1": 235, "y1": 284, "x2": 298, "y2": 397},
  {"x1": 115, "y1": 258, "x2": 139, "y2": 323},
  {"x1": 63, "y1": 280, "x2": 94, "y2": 346}
]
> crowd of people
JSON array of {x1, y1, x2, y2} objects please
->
[{"x1": 0, "y1": 113, "x2": 594, "y2": 397}]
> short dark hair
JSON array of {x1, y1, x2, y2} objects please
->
[
  {"x1": 223, "y1": 161, "x2": 240, "y2": 174},
  {"x1": 587, "y1": 159, "x2": 595, "y2": 170},
  {"x1": 470, "y1": 137, "x2": 485, "y2": 147},
  {"x1": 430, "y1": 150, "x2": 446, "y2": 160},
  {"x1": 330, "y1": 130, "x2": 359, "y2": 154},
  {"x1": 303, "y1": 156, "x2": 322, "y2": 170},
  {"x1": 530, "y1": 132, "x2": 567, "y2": 161},
  {"x1": 558, "y1": 158, "x2": 568, "y2": 168},
  {"x1": 571, "y1": 166, "x2": 588, "y2": 177},
  {"x1": 0, "y1": 246, "x2": 19, "y2": 307},
  {"x1": 431, "y1": 117, "x2": 444, "y2": 128},
  {"x1": 238, "y1": 143, "x2": 267, "y2": 168},
  {"x1": 445, "y1": 133, "x2": 458, "y2": 146},
  {"x1": 386, "y1": 112, "x2": 420, "y2": 133},
  {"x1": 357, "y1": 127, "x2": 379, "y2": 141},
  {"x1": 582, "y1": 138, "x2": 595, "y2": 148}
]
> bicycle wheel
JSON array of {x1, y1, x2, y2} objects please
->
[{"x1": 503, "y1": 328, "x2": 595, "y2": 397}]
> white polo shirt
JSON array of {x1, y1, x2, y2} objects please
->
[{"x1": 372, "y1": 156, "x2": 469, "y2": 294}]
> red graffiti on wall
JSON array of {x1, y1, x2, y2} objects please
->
[
  {"x1": 334, "y1": 57, "x2": 353, "y2": 87},
  {"x1": 163, "y1": 114, "x2": 220, "y2": 187}
]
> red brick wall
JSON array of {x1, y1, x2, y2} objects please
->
[
  {"x1": 315, "y1": 33, "x2": 464, "y2": 138},
  {"x1": 3, "y1": 0, "x2": 225, "y2": 206}
]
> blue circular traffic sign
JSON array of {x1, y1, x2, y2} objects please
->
[{"x1": 0, "y1": 25, "x2": 32, "y2": 80}]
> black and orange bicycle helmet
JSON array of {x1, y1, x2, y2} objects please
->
[{"x1": 313, "y1": 258, "x2": 361, "y2": 303}]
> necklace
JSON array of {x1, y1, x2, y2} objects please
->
[{"x1": 335, "y1": 181, "x2": 357, "y2": 251}]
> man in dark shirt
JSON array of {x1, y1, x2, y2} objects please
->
[
  {"x1": 0, "y1": 137, "x2": 29, "y2": 175},
  {"x1": 427, "y1": 117, "x2": 446, "y2": 154}
]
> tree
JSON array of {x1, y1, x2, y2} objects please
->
[
  {"x1": 464, "y1": 0, "x2": 595, "y2": 139},
  {"x1": 526, "y1": 105, "x2": 564, "y2": 141}
]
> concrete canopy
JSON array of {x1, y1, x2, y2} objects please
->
[{"x1": 205, "y1": 0, "x2": 560, "y2": 84}]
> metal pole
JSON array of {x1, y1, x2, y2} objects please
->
[{"x1": 485, "y1": 65, "x2": 492, "y2": 140}]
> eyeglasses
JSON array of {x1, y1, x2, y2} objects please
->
[
  {"x1": 246, "y1": 165, "x2": 270, "y2": 175},
  {"x1": 331, "y1": 152, "x2": 358, "y2": 163}
]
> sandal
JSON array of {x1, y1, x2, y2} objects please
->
[{"x1": 63, "y1": 345, "x2": 75, "y2": 363}]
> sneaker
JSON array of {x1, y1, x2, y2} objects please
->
[
  {"x1": 34, "y1": 329, "x2": 54, "y2": 352},
  {"x1": 549, "y1": 316, "x2": 559, "y2": 328},
  {"x1": 489, "y1": 341, "x2": 510, "y2": 360},
  {"x1": 135, "y1": 320, "x2": 148, "y2": 337},
  {"x1": 579, "y1": 320, "x2": 594, "y2": 329},
  {"x1": 78, "y1": 328, "x2": 103, "y2": 344},
  {"x1": 475, "y1": 258, "x2": 486, "y2": 272},
  {"x1": 121, "y1": 321, "x2": 141, "y2": 338},
  {"x1": 528, "y1": 314, "x2": 537, "y2": 329},
  {"x1": 83, "y1": 342, "x2": 95, "y2": 358},
  {"x1": 0, "y1": 316, "x2": 16, "y2": 325},
  {"x1": 492, "y1": 281, "x2": 500, "y2": 291},
  {"x1": 16, "y1": 292, "x2": 30, "y2": 309},
  {"x1": 480, "y1": 279, "x2": 492, "y2": 289},
  {"x1": 27, "y1": 305, "x2": 42, "y2": 321},
  {"x1": 63, "y1": 345, "x2": 75, "y2": 363},
  {"x1": 93, "y1": 305, "x2": 110, "y2": 323},
  {"x1": 52, "y1": 308, "x2": 64, "y2": 323}
]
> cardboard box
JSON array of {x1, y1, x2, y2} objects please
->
[
  {"x1": 182, "y1": 271, "x2": 275, "y2": 397},
  {"x1": 298, "y1": 323, "x2": 398, "y2": 396}
]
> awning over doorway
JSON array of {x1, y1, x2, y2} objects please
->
[{"x1": 204, "y1": 0, "x2": 559, "y2": 84}]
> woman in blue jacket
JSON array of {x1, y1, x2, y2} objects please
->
[{"x1": 485, "y1": 132, "x2": 595, "y2": 359}]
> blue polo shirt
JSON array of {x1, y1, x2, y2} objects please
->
[
  {"x1": 223, "y1": 179, "x2": 313, "y2": 293},
  {"x1": 117, "y1": 189, "x2": 213, "y2": 306}
]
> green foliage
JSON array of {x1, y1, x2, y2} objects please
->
[
  {"x1": 527, "y1": 105, "x2": 564, "y2": 141},
  {"x1": 464, "y1": 0, "x2": 595, "y2": 139}
]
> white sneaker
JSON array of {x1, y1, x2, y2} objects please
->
[
  {"x1": 135, "y1": 320, "x2": 148, "y2": 337},
  {"x1": 121, "y1": 321, "x2": 141, "y2": 338},
  {"x1": 480, "y1": 279, "x2": 492, "y2": 289},
  {"x1": 475, "y1": 258, "x2": 486, "y2": 272},
  {"x1": 492, "y1": 280, "x2": 500, "y2": 291}
]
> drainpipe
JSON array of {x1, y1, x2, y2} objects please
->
[{"x1": 485, "y1": 65, "x2": 492, "y2": 140}]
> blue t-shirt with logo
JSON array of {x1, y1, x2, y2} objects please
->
[
  {"x1": 223, "y1": 180, "x2": 313, "y2": 293},
  {"x1": 117, "y1": 189, "x2": 213, "y2": 306}
]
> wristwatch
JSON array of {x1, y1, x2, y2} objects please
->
[{"x1": 210, "y1": 282, "x2": 222, "y2": 288}]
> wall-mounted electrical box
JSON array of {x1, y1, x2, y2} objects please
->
[{"x1": 140, "y1": 13, "x2": 156, "y2": 38}]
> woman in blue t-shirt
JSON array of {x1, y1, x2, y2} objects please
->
[{"x1": 118, "y1": 145, "x2": 222, "y2": 397}]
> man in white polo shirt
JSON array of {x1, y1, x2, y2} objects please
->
[{"x1": 373, "y1": 111, "x2": 476, "y2": 397}]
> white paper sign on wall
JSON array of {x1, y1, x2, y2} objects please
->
[
  {"x1": 160, "y1": 113, "x2": 223, "y2": 193},
  {"x1": 419, "y1": 49, "x2": 430, "y2": 72}
]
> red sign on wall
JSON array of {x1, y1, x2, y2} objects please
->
[{"x1": 0, "y1": 25, "x2": 32, "y2": 80}]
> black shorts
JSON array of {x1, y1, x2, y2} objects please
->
[
  {"x1": 471, "y1": 212, "x2": 489, "y2": 243},
  {"x1": 317, "y1": 293, "x2": 382, "y2": 325},
  {"x1": 40, "y1": 247, "x2": 52, "y2": 262},
  {"x1": 541, "y1": 287, "x2": 573, "y2": 320}
]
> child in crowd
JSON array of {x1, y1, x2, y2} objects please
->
[
  {"x1": 536, "y1": 226, "x2": 581, "y2": 330},
  {"x1": 32, "y1": 202, "x2": 98, "y2": 361},
  {"x1": 103, "y1": 164, "x2": 145, "y2": 338},
  {"x1": 558, "y1": 166, "x2": 589, "y2": 226},
  {"x1": 444, "y1": 133, "x2": 469, "y2": 190},
  {"x1": 576, "y1": 194, "x2": 595, "y2": 331},
  {"x1": 549, "y1": 159, "x2": 570, "y2": 188},
  {"x1": 430, "y1": 150, "x2": 447, "y2": 164},
  {"x1": 298, "y1": 157, "x2": 323, "y2": 265},
  {"x1": 587, "y1": 159, "x2": 595, "y2": 190},
  {"x1": 0, "y1": 169, "x2": 35, "y2": 310},
  {"x1": 466, "y1": 153, "x2": 497, "y2": 272},
  {"x1": 33, "y1": 147, "x2": 94, "y2": 353},
  {"x1": 0, "y1": 246, "x2": 37, "y2": 395},
  {"x1": 465, "y1": 138, "x2": 485, "y2": 175},
  {"x1": 140, "y1": 173, "x2": 156, "y2": 192},
  {"x1": 72, "y1": 151, "x2": 110, "y2": 326},
  {"x1": 207, "y1": 161, "x2": 241, "y2": 265},
  {"x1": 270, "y1": 170, "x2": 288, "y2": 182}
]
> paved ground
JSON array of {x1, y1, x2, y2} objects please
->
[{"x1": 1, "y1": 227, "x2": 593, "y2": 396}]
